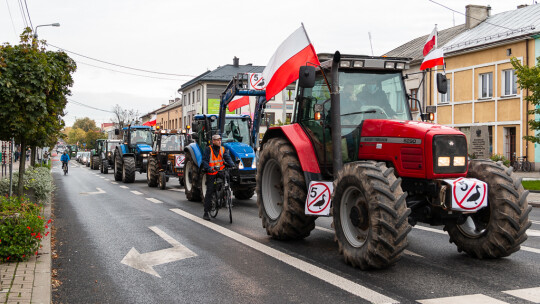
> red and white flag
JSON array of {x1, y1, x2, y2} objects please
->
[
  {"x1": 227, "y1": 96, "x2": 250, "y2": 112},
  {"x1": 420, "y1": 48, "x2": 444, "y2": 71},
  {"x1": 423, "y1": 26, "x2": 437, "y2": 56},
  {"x1": 262, "y1": 25, "x2": 320, "y2": 101}
]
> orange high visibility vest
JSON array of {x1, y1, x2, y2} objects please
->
[{"x1": 208, "y1": 146, "x2": 225, "y2": 175}]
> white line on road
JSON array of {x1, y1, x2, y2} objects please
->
[
  {"x1": 146, "y1": 198, "x2": 163, "y2": 204},
  {"x1": 314, "y1": 226, "x2": 333, "y2": 234},
  {"x1": 100, "y1": 176, "x2": 105, "y2": 179},
  {"x1": 111, "y1": 182, "x2": 118, "y2": 184},
  {"x1": 531, "y1": 220, "x2": 540, "y2": 225},
  {"x1": 527, "y1": 229, "x2": 540, "y2": 237},
  {"x1": 168, "y1": 188, "x2": 184, "y2": 192},
  {"x1": 417, "y1": 294, "x2": 508, "y2": 304},
  {"x1": 503, "y1": 286, "x2": 540, "y2": 303},
  {"x1": 131, "y1": 191, "x2": 143, "y2": 195},
  {"x1": 170, "y1": 208, "x2": 397, "y2": 304},
  {"x1": 119, "y1": 186, "x2": 129, "y2": 189},
  {"x1": 105, "y1": 179, "x2": 110, "y2": 181}
]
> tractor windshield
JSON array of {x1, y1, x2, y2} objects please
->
[
  {"x1": 160, "y1": 134, "x2": 184, "y2": 151},
  {"x1": 213, "y1": 118, "x2": 250, "y2": 145},
  {"x1": 107, "y1": 142, "x2": 120, "y2": 151},
  {"x1": 130, "y1": 129, "x2": 153, "y2": 146}
]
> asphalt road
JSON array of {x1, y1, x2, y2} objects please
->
[{"x1": 51, "y1": 158, "x2": 540, "y2": 304}]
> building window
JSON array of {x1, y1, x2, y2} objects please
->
[
  {"x1": 502, "y1": 69, "x2": 517, "y2": 96},
  {"x1": 197, "y1": 89, "x2": 201, "y2": 102},
  {"x1": 410, "y1": 89, "x2": 419, "y2": 111},
  {"x1": 263, "y1": 112, "x2": 275, "y2": 126},
  {"x1": 439, "y1": 79, "x2": 451, "y2": 103},
  {"x1": 479, "y1": 72, "x2": 493, "y2": 99}
]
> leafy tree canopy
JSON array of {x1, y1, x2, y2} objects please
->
[
  {"x1": 511, "y1": 57, "x2": 540, "y2": 143},
  {"x1": 73, "y1": 117, "x2": 99, "y2": 132}
]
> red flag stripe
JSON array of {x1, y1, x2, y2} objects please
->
[
  {"x1": 265, "y1": 44, "x2": 319, "y2": 101},
  {"x1": 227, "y1": 96, "x2": 250, "y2": 112},
  {"x1": 420, "y1": 56, "x2": 444, "y2": 70},
  {"x1": 423, "y1": 36, "x2": 436, "y2": 56}
]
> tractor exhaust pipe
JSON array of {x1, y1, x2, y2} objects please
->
[{"x1": 331, "y1": 51, "x2": 342, "y2": 174}]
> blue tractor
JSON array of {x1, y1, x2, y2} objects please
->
[
  {"x1": 113, "y1": 125, "x2": 154, "y2": 183},
  {"x1": 183, "y1": 114, "x2": 257, "y2": 201}
]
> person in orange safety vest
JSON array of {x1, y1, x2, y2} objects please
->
[{"x1": 201, "y1": 134, "x2": 235, "y2": 220}]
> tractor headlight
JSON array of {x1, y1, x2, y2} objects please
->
[
  {"x1": 453, "y1": 156, "x2": 466, "y2": 167},
  {"x1": 238, "y1": 160, "x2": 244, "y2": 169},
  {"x1": 252, "y1": 161, "x2": 256, "y2": 169},
  {"x1": 141, "y1": 153, "x2": 148, "y2": 158},
  {"x1": 438, "y1": 157, "x2": 450, "y2": 167}
]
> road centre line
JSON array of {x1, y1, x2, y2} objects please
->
[
  {"x1": 131, "y1": 191, "x2": 143, "y2": 195},
  {"x1": 119, "y1": 186, "x2": 129, "y2": 189},
  {"x1": 417, "y1": 294, "x2": 508, "y2": 304},
  {"x1": 100, "y1": 176, "x2": 105, "y2": 179},
  {"x1": 111, "y1": 182, "x2": 118, "y2": 184},
  {"x1": 503, "y1": 287, "x2": 540, "y2": 303},
  {"x1": 413, "y1": 225, "x2": 540, "y2": 254},
  {"x1": 146, "y1": 198, "x2": 163, "y2": 204},
  {"x1": 168, "y1": 188, "x2": 184, "y2": 192},
  {"x1": 170, "y1": 208, "x2": 397, "y2": 304}
]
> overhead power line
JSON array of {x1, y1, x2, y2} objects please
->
[
  {"x1": 46, "y1": 43, "x2": 197, "y2": 78},
  {"x1": 16, "y1": 0, "x2": 27, "y2": 28},
  {"x1": 428, "y1": 0, "x2": 516, "y2": 31},
  {"x1": 23, "y1": 0, "x2": 32, "y2": 31},
  {"x1": 5, "y1": 0, "x2": 17, "y2": 36},
  {"x1": 75, "y1": 60, "x2": 190, "y2": 81},
  {"x1": 68, "y1": 98, "x2": 115, "y2": 113}
]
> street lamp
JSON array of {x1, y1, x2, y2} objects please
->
[{"x1": 33, "y1": 23, "x2": 60, "y2": 39}]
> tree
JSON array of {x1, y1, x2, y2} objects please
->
[
  {"x1": 84, "y1": 130, "x2": 107, "y2": 150},
  {"x1": 0, "y1": 29, "x2": 76, "y2": 195},
  {"x1": 73, "y1": 117, "x2": 99, "y2": 132},
  {"x1": 112, "y1": 104, "x2": 140, "y2": 130},
  {"x1": 66, "y1": 128, "x2": 86, "y2": 146},
  {"x1": 511, "y1": 57, "x2": 540, "y2": 143}
]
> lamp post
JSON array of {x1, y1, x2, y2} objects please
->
[{"x1": 33, "y1": 23, "x2": 60, "y2": 39}]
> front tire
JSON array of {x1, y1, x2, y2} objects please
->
[
  {"x1": 102, "y1": 160, "x2": 109, "y2": 174},
  {"x1": 114, "y1": 154, "x2": 122, "y2": 181},
  {"x1": 444, "y1": 159, "x2": 532, "y2": 258},
  {"x1": 159, "y1": 171, "x2": 167, "y2": 190},
  {"x1": 147, "y1": 157, "x2": 158, "y2": 187},
  {"x1": 122, "y1": 156, "x2": 136, "y2": 183},
  {"x1": 91, "y1": 156, "x2": 100, "y2": 170},
  {"x1": 333, "y1": 161, "x2": 411, "y2": 269},
  {"x1": 184, "y1": 152, "x2": 202, "y2": 201},
  {"x1": 256, "y1": 137, "x2": 315, "y2": 240}
]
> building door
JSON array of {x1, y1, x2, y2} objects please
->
[{"x1": 504, "y1": 127, "x2": 516, "y2": 160}]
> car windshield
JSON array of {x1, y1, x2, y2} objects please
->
[
  {"x1": 130, "y1": 129, "x2": 153, "y2": 145},
  {"x1": 160, "y1": 134, "x2": 184, "y2": 151},
  {"x1": 220, "y1": 118, "x2": 250, "y2": 145}
]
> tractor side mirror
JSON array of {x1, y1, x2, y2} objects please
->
[
  {"x1": 437, "y1": 73, "x2": 448, "y2": 94},
  {"x1": 114, "y1": 129, "x2": 120, "y2": 135},
  {"x1": 298, "y1": 66, "x2": 316, "y2": 88},
  {"x1": 420, "y1": 105, "x2": 437, "y2": 121}
]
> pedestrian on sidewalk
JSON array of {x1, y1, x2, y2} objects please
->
[{"x1": 26, "y1": 148, "x2": 30, "y2": 161}]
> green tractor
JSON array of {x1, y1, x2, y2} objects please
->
[{"x1": 90, "y1": 139, "x2": 105, "y2": 170}]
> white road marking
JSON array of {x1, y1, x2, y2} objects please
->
[
  {"x1": 168, "y1": 188, "x2": 184, "y2": 192},
  {"x1": 121, "y1": 226, "x2": 197, "y2": 278},
  {"x1": 146, "y1": 198, "x2": 163, "y2": 204},
  {"x1": 413, "y1": 225, "x2": 540, "y2": 254},
  {"x1": 105, "y1": 178, "x2": 110, "y2": 181},
  {"x1": 531, "y1": 220, "x2": 540, "y2": 225},
  {"x1": 315, "y1": 226, "x2": 423, "y2": 258},
  {"x1": 119, "y1": 186, "x2": 129, "y2": 189},
  {"x1": 79, "y1": 188, "x2": 106, "y2": 195},
  {"x1": 131, "y1": 191, "x2": 143, "y2": 195},
  {"x1": 111, "y1": 182, "x2": 118, "y2": 184},
  {"x1": 503, "y1": 287, "x2": 540, "y2": 303},
  {"x1": 100, "y1": 176, "x2": 105, "y2": 179},
  {"x1": 170, "y1": 208, "x2": 397, "y2": 304},
  {"x1": 417, "y1": 294, "x2": 508, "y2": 304},
  {"x1": 527, "y1": 229, "x2": 540, "y2": 237}
]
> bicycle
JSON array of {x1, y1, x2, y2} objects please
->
[
  {"x1": 62, "y1": 161, "x2": 69, "y2": 175},
  {"x1": 511, "y1": 155, "x2": 532, "y2": 172},
  {"x1": 208, "y1": 166, "x2": 233, "y2": 223}
]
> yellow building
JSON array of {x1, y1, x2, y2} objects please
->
[
  {"x1": 156, "y1": 98, "x2": 183, "y2": 130},
  {"x1": 386, "y1": 4, "x2": 540, "y2": 168}
]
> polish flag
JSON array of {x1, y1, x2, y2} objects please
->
[
  {"x1": 262, "y1": 25, "x2": 320, "y2": 101},
  {"x1": 423, "y1": 26, "x2": 437, "y2": 56},
  {"x1": 227, "y1": 96, "x2": 250, "y2": 112},
  {"x1": 420, "y1": 48, "x2": 444, "y2": 71}
]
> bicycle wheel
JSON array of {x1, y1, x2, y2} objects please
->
[
  {"x1": 210, "y1": 194, "x2": 218, "y2": 218},
  {"x1": 523, "y1": 161, "x2": 532, "y2": 172},
  {"x1": 227, "y1": 187, "x2": 233, "y2": 223}
]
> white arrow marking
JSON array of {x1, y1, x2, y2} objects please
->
[
  {"x1": 79, "y1": 188, "x2": 106, "y2": 195},
  {"x1": 121, "y1": 226, "x2": 197, "y2": 278}
]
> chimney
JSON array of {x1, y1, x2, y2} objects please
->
[
  {"x1": 465, "y1": 5, "x2": 490, "y2": 29},
  {"x1": 233, "y1": 56, "x2": 239, "y2": 67},
  {"x1": 517, "y1": 4, "x2": 528, "y2": 9}
]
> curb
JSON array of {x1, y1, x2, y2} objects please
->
[{"x1": 33, "y1": 198, "x2": 52, "y2": 304}]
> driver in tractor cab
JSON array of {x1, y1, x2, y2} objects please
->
[
  {"x1": 356, "y1": 80, "x2": 396, "y2": 118},
  {"x1": 201, "y1": 134, "x2": 235, "y2": 221}
]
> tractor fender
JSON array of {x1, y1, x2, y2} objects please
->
[
  {"x1": 261, "y1": 124, "x2": 322, "y2": 186},
  {"x1": 184, "y1": 143, "x2": 202, "y2": 168}
]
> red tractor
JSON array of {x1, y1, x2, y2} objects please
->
[{"x1": 256, "y1": 52, "x2": 531, "y2": 269}]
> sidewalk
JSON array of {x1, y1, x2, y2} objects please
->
[{"x1": 0, "y1": 158, "x2": 52, "y2": 304}]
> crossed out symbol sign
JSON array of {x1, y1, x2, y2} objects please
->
[
  {"x1": 249, "y1": 73, "x2": 265, "y2": 91},
  {"x1": 307, "y1": 183, "x2": 332, "y2": 214}
]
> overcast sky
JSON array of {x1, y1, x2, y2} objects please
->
[{"x1": 0, "y1": 0, "x2": 531, "y2": 127}]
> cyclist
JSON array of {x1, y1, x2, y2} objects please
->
[
  {"x1": 60, "y1": 150, "x2": 70, "y2": 174},
  {"x1": 201, "y1": 134, "x2": 235, "y2": 221}
]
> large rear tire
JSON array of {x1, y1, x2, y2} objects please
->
[
  {"x1": 147, "y1": 157, "x2": 158, "y2": 187},
  {"x1": 102, "y1": 160, "x2": 109, "y2": 174},
  {"x1": 257, "y1": 137, "x2": 315, "y2": 240},
  {"x1": 444, "y1": 159, "x2": 532, "y2": 258},
  {"x1": 234, "y1": 188, "x2": 255, "y2": 200},
  {"x1": 91, "y1": 156, "x2": 100, "y2": 170},
  {"x1": 184, "y1": 152, "x2": 202, "y2": 201},
  {"x1": 122, "y1": 156, "x2": 136, "y2": 183},
  {"x1": 113, "y1": 153, "x2": 122, "y2": 181},
  {"x1": 333, "y1": 161, "x2": 411, "y2": 269}
]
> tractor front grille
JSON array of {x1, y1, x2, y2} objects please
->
[{"x1": 242, "y1": 158, "x2": 253, "y2": 168}]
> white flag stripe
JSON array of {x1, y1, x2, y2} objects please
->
[
  {"x1": 262, "y1": 26, "x2": 310, "y2": 84},
  {"x1": 423, "y1": 48, "x2": 444, "y2": 62}
]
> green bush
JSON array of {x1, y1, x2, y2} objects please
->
[
  {"x1": 490, "y1": 154, "x2": 510, "y2": 167},
  {"x1": 33, "y1": 159, "x2": 52, "y2": 170},
  {"x1": 0, "y1": 196, "x2": 47, "y2": 262},
  {"x1": 0, "y1": 167, "x2": 54, "y2": 203}
]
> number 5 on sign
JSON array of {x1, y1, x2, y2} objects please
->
[{"x1": 305, "y1": 181, "x2": 334, "y2": 216}]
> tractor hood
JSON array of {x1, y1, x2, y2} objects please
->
[
  {"x1": 136, "y1": 144, "x2": 153, "y2": 153},
  {"x1": 361, "y1": 119, "x2": 463, "y2": 139},
  {"x1": 223, "y1": 142, "x2": 255, "y2": 159}
]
